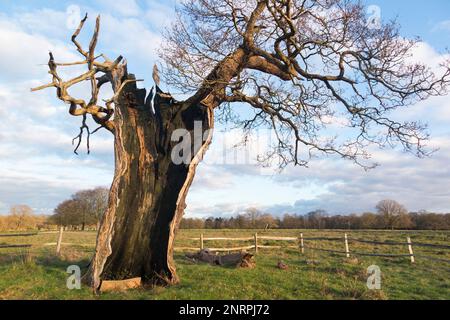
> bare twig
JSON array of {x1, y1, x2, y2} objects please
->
[
  {"x1": 161, "y1": 0, "x2": 450, "y2": 168},
  {"x1": 32, "y1": 14, "x2": 129, "y2": 153}
]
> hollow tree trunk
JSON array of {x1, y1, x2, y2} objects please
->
[{"x1": 84, "y1": 74, "x2": 214, "y2": 291}]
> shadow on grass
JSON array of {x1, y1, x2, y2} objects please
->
[
  {"x1": 177, "y1": 253, "x2": 254, "y2": 270},
  {"x1": 0, "y1": 247, "x2": 92, "y2": 276}
]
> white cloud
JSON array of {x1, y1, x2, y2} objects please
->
[
  {"x1": 266, "y1": 135, "x2": 450, "y2": 214},
  {"x1": 432, "y1": 20, "x2": 450, "y2": 33},
  {"x1": 99, "y1": 14, "x2": 162, "y2": 68},
  {"x1": 0, "y1": 2, "x2": 449, "y2": 218},
  {"x1": 11, "y1": 8, "x2": 70, "y2": 39},
  {"x1": 0, "y1": 156, "x2": 112, "y2": 214},
  {"x1": 0, "y1": 17, "x2": 78, "y2": 83},
  {"x1": 408, "y1": 41, "x2": 450, "y2": 71},
  {"x1": 144, "y1": 0, "x2": 177, "y2": 29},
  {"x1": 190, "y1": 164, "x2": 235, "y2": 190},
  {"x1": 186, "y1": 202, "x2": 259, "y2": 219}
]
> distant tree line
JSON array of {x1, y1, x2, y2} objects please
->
[
  {"x1": 180, "y1": 200, "x2": 450, "y2": 230},
  {"x1": 0, "y1": 205, "x2": 47, "y2": 231},
  {"x1": 1, "y1": 198, "x2": 449, "y2": 232},
  {"x1": 0, "y1": 188, "x2": 109, "y2": 232}
]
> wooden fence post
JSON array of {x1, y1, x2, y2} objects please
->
[
  {"x1": 254, "y1": 233, "x2": 258, "y2": 254},
  {"x1": 344, "y1": 233, "x2": 350, "y2": 258},
  {"x1": 56, "y1": 226, "x2": 63, "y2": 255},
  {"x1": 300, "y1": 233, "x2": 304, "y2": 254},
  {"x1": 200, "y1": 233, "x2": 204, "y2": 251},
  {"x1": 407, "y1": 237, "x2": 415, "y2": 263}
]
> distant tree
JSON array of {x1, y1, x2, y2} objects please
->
[
  {"x1": 280, "y1": 214, "x2": 302, "y2": 229},
  {"x1": 244, "y1": 208, "x2": 262, "y2": 228},
  {"x1": 444, "y1": 214, "x2": 450, "y2": 230},
  {"x1": 51, "y1": 199, "x2": 83, "y2": 228},
  {"x1": 204, "y1": 217, "x2": 215, "y2": 229},
  {"x1": 410, "y1": 211, "x2": 449, "y2": 230},
  {"x1": 398, "y1": 214, "x2": 414, "y2": 229},
  {"x1": 258, "y1": 213, "x2": 278, "y2": 229},
  {"x1": 72, "y1": 188, "x2": 109, "y2": 230},
  {"x1": 213, "y1": 217, "x2": 224, "y2": 229},
  {"x1": 49, "y1": 188, "x2": 109, "y2": 230},
  {"x1": 226, "y1": 217, "x2": 237, "y2": 229},
  {"x1": 170, "y1": 210, "x2": 450, "y2": 230},
  {"x1": 325, "y1": 214, "x2": 353, "y2": 229},
  {"x1": 9, "y1": 205, "x2": 34, "y2": 230},
  {"x1": 306, "y1": 210, "x2": 327, "y2": 229},
  {"x1": 360, "y1": 212, "x2": 379, "y2": 229},
  {"x1": 180, "y1": 217, "x2": 205, "y2": 229},
  {"x1": 235, "y1": 214, "x2": 250, "y2": 229},
  {"x1": 0, "y1": 206, "x2": 47, "y2": 231},
  {"x1": 375, "y1": 200, "x2": 408, "y2": 230}
]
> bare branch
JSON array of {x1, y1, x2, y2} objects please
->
[
  {"x1": 32, "y1": 14, "x2": 129, "y2": 154},
  {"x1": 162, "y1": 0, "x2": 450, "y2": 168}
]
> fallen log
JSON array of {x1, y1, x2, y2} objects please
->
[{"x1": 186, "y1": 249, "x2": 255, "y2": 268}]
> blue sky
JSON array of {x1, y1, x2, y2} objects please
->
[
  {"x1": 371, "y1": 0, "x2": 450, "y2": 49},
  {"x1": 0, "y1": 0, "x2": 449, "y2": 217}
]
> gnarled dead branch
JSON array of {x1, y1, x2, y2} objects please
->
[{"x1": 31, "y1": 14, "x2": 129, "y2": 154}]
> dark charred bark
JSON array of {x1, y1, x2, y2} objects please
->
[{"x1": 84, "y1": 73, "x2": 214, "y2": 291}]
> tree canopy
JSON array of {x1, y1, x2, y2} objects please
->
[
  {"x1": 49, "y1": 187, "x2": 108, "y2": 229},
  {"x1": 161, "y1": 0, "x2": 450, "y2": 168}
]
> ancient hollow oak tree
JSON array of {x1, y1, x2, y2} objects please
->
[{"x1": 33, "y1": 0, "x2": 449, "y2": 291}]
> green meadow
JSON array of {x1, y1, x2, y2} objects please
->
[{"x1": 0, "y1": 229, "x2": 448, "y2": 300}]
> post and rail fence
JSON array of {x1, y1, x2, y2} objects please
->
[
  {"x1": 184, "y1": 232, "x2": 450, "y2": 265},
  {"x1": 0, "y1": 227, "x2": 68, "y2": 254},
  {"x1": 0, "y1": 230, "x2": 449, "y2": 265},
  {"x1": 0, "y1": 232, "x2": 37, "y2": 249}
]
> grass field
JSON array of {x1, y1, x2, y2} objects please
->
[{"x1": 0, "y1": 229, "x2": 449, "y2": 300}]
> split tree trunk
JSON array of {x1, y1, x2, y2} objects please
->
[{"x1": 84, "y1": 73, "x2": 214, "y2": 291}]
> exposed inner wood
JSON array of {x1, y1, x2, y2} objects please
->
[
  {"x1": 83, "y1": 75, "x2": 214, "y2": 291},
  {"x1": 99, "y1": 277, "x2": 142, "y2": 292}
]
